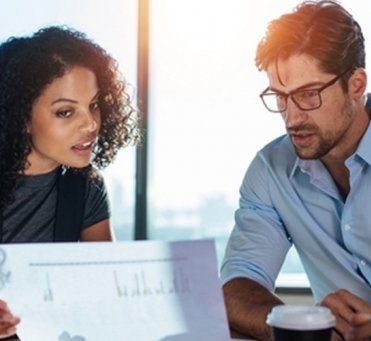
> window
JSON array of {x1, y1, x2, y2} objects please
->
[
  {"x1": 3, "y1": 0, "x2": 370, "y2": 289},
  {"x1": 146, "y1": 0, "x2": 371, "y2": 287}
]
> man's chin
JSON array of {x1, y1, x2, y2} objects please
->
[
  {"x1": 294, "y1": 146, "x2": 320, "y2": 160},
  {"x1": 294, "y1": 147, "x2": 331, "y2": 160}
]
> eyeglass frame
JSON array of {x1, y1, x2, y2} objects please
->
[{"x1": 259, "y1": 69, "x2": 351, "y2": 113}]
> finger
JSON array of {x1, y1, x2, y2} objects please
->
[
  {"x1": 0, "y1": 315, "x2": 20, "y2": 330},
  {"x1": 0, "y1": 310, "x2": 20, "y2": 323},
  {"x1": 332, "y1": 328, "x2": 346, "y2": 341},
  {"x1": 320, "y1": 291, "x2": 367, "y2": 339},
  {"x1": 0, "y1": 328, "x2": 17, "y2": 340},
  {"x1": 0, "y1": 315, "x2": 20, "y2": 339},
  {"x1": 352, "y1": 313, "x2": 371, "y2": 326},
  {"x1": 321, "y1": 293, "x2": 354, "y2": 335},
  {"x1": 321, "y1": 290, "x2": 354, "y2": 318},
  {"x1": 333, "y1": 315, "x2": 353, "y2": 338},
  {"x1": 351, "y1": 314, "x2": 371, "y2": 340},
  {"x1": 352, "y1": 326, "x2": 371, "y2": 340},
  {"x1": 335, "y1": 290, "x2": 371, "y2": 314},
  {"x1": 0, "y1": 301, "x2": 10, "y2": 313}
]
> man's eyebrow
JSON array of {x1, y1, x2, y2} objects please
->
[{"x1": 269, "y1": 81, "x2": 326, "y2": 94}]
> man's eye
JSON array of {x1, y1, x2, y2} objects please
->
[{"x1": 298, "y1": 90, "x2": 318, "y2": 99}]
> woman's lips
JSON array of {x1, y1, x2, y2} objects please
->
[
  {"x1": 73, "y1": 140, "x2": 95, "y2": 150},
  {"x1": 71, "y1": 139, "x2": 96, "y2": 155}
]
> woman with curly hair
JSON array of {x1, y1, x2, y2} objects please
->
[{"x1": 0, "y1": 26, "x2": 140, "y2": 338}]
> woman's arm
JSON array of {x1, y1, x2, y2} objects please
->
[{"x1": 80, "y1": 219, "x2": 113, "y2": 241}]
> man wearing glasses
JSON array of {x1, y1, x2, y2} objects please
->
[{"x1": 220, "y1": 1, "x2": 371, "y2": 341}]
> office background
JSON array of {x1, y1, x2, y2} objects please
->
[{"x1": 1, "y1": 0, "x2": 370, "y2": 291}]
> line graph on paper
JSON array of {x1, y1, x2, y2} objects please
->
[
  {"x1": 0, "y1": 241, "x2": 231, "y2": 341},
  {"x1": 32, "y1": 257, "x2": 193, "y2": 304},
  {"x1": 113, "y1": 267, "x2": 190, "y2": 298}
]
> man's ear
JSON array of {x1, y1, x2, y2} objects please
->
[{"x1": 348, "y1": 67, "x2": 367, "y2": 100}]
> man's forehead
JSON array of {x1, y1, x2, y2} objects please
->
[{"x1": 266, "y1": 55, "x2": 326, "y2": 90}]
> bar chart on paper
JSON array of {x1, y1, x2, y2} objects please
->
[{"x1": 0, "y1": 240, "x2": 230, "y2": 341}]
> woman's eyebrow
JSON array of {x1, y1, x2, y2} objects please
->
[
  {"x1": 91, "y1": 91, "x2": 100, "y2": 101},
  {"x1": 51, "y1": 91, "x2": 100, "y2": 105},
  {"x1": 51, "y1": 98, "x2": 78, "y2": 105}
]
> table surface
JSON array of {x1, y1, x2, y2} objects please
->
[
  {"x1": 6, "y1": 335, "x2": 256, "y2": 341},
  {"x1": 6, "y1": 337, "x2": 255, "y2": 341}
]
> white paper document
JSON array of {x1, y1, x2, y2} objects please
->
[{"x1": 0, "y1": 239, "x2": 231, "y2": 341}]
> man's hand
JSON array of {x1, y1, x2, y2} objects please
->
[
  {"x1": 320, "y1": 289, "x2": 371, "y2": 341},
  {"x1": 0, "y1": 299, "x2": 20, "y2": 339},
  {"x1": 345, "y1": 313, "x2": 371, "y2": 341}
]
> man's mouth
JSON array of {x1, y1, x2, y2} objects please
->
[{"x1": 290, "y1": 133, "x2": 315, "y2": 147}]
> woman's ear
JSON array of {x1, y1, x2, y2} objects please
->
[
  {"x1": 348, "y1": 67, "x2": 367, "y2": 100},
  {"x1": 26, "y1": 119, "x2": 32, "y2": 134}
]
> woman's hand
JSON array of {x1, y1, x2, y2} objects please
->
[{"x1": 0, "y1": 300, "x2": 20, "y2": 339}]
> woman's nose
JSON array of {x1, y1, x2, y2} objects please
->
[{"x1": 80, "y1": 110, "x2": 99, "y2": 133}]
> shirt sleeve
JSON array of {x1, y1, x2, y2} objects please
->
[
  {"x1": 82, "y1": 173, "x2": 111, "y2": 229},
  {"x1": 220, "y1": 152, "x2": 292, "y2": 291}
]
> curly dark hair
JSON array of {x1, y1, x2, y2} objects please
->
[
  {"x1": 255, "y1": 0, "x2": 365, "y2": 90},
  {"x1": 0, "y1": 26, "x2": 141, "y2": 209}
]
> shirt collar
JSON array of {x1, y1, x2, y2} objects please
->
[
  {"x1": 355, "y1": 121, "x2": 371, "y2": 165},
  {"x1": 290, "y1": 157, "x2": 301, "y2": 178},
  {"x1": 366, "y1": 92, "x2": 371, "y2": 110}
]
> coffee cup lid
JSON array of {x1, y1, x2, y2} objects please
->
[{"x1": 266, "y1": 305, "x2": 336, "y2": 330}]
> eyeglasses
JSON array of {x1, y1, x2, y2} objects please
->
[{"x1": 259, "y1": 69, "x2": 350, "y2": 113}]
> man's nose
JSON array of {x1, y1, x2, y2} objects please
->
[{"x1": 282, "y1": 97, "x2": 307, "y2": 127}]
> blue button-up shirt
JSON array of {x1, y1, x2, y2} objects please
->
[{"x1": 221, "y1": 122, "x2": 371, "y2": 304}]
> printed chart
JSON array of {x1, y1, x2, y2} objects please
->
[{"x1": 0, "y1": 240, "x2": 230, "y2": 341}]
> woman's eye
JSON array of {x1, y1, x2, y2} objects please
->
[
  {"x1": 90, "y1": 102, "x2": 100, "y2": 111},
  {"x1": 56, "y1": 109, "x2": 73, "y2": 118}
]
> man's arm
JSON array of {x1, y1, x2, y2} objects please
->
[{"x1": 223, "y1": 277, "x2": 283, "y2": 341}]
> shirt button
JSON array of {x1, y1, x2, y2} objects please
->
[
  {"x1": 360, "y1": 259, "x2": 366, "y2": 266},
  {"x1": 343, "y1": 224, "x2": 351, "y2": 231}
]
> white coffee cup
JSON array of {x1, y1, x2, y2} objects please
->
[{"x1": 266, "y1": 305, "x2": 336, "y2": 341}]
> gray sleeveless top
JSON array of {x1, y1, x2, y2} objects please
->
[{"x1": 2, "y1": 168, "x2": 110, "y2": 243}]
